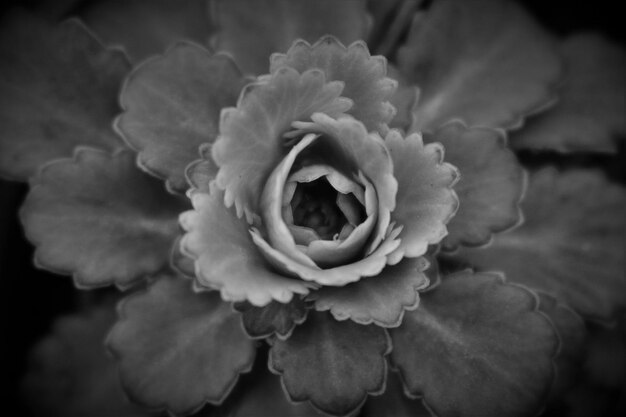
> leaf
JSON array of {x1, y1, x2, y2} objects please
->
[
  {"x1": 398, "y1": 0, "x2": 561, "y2": 132},
  {"x1": 82, "y1": 0, "x2": 213, "y2": 63},
  {"x1": 212, "y1": 0, "x2": 370, "y2": 75},
  {"x1": 448, "y1": 168, "x2": 626, "y2": 320},
  {"x1": 271, "y1": 36, "x2": 397, "y2": 132},
  {"x1": 179, "y1": 188, "x2": 316, "y2": 306},
  {"x1": 211, "y1": 67, "x2": 351, "y2": 222},
  {"x1": 107, "y1": 274, "x2": 256, "y2": 415},
  {"x1": 269, "y1": 311, "x2": 391, "y2": 416},
  {"x1": 0, "y1": 11, "x2": 129, "y2": 180},
  {"x1": 236, "y1": 297, "x2": 308, "y2": 340},
  {"x1": 308, "y1": 256, "x2": 430, "y2": 328},
  {"x1": 511, "y1": 33, "x2": 626, "y2": 153},
  {"x1": 425, "y1": 121, "x2": 525, "y2": 249},
  {"x1": 20, "y1": 148, "x2": 187, "y2": 289},
  {"x1": 362, "y1": 371, "x2": 432, "y2": 417},
  {"x1": 390, "y1": 271, "x2": 558, "y2": 417},
  {"x1": 116, "y1": 43, "x2": 247, "y2": 192},
  {"x1": 384, "y1": 130, "x2": 459, "y2": 264}
]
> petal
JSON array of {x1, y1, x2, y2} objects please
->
[
  {"x1": 82, "y1": 0, "x2": 213, "y2": 63},
  {"x1": 447, "y1": 169, "x2": 626, "y2": 320},
  {"x1": 390, "y1": 271, "x2": 558, "y2": 417},
  {"x1": 0, "y1": 11, "x2": 129, "y2": 181},
  {"x1": 308, "y1": 257, "x2": 430, "y2": 327},
  {"x1": 362, "y1": 371, "x2": 432, "y2": 417},
  {"x1": 385, "y1": 130, "x2": 459, "y2": 262},
  {"x1": 235, "y1": 297, "x2": 308, "y2": 340},
  {"x1": 212, "y1": 0, "x2": 370, "y2": 75},
  {"x1": 271, "y1": 36, "x2": 397, "y2": 132},
  {"x1": 211, "y1": 67, "x2": 351, "y2": 222},
  {"x1": 426, "y1": 122, "x2": 525, "y2": 249},
  {"x1": 180, "y1": 188, "x2": 315, "y2": 306},
  {"x1": 269, "y1": 311, "x2": 391, "y2": 416},
  {"x1": 511, "y1": 34, "x2": 626, "y2": 153},
  {"x1": 399, "y1": 0, "x2": 561, "y2": 132},
  {"x1": 107, "y1": 274, "x2": 256, "y2": 415},
  {"x1": 116, "y1": 43, "x2": 247, "y2": 192},
  {"x1": 22, "y1": 305, "x2": 149, "y2": 417},
  {"x1": 20, "y1": 148, "x2": 186, "y2": 289}
]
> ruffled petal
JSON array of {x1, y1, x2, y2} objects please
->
[
  {"x1": 511, "y1": 34, "x2": 626, "y2": 153},
  {"x1": 180, "y1": 188, "x2": 315, "y2": 306},
  {"x1": 107, "y1": 274, "x2": 256, "y2": 415},
  {"x1": 212, "y1": 0, "x2": 370, "y2": 75},
  {"x1": 20, "y1": 148, "x2": 186, "y2": 289},
  {"x1": 269, "y1": 311, "x2": 390, "y2": 416},
  {"x1": 426, "y1": 122, "x2": 525, "y2": 249},
  {"x1": 308, "y1": 257, "x2": 430, "y2": 327},
  {"x1": 82, "y1": 0, "x2": 213, "y2": 63},
  {"x1": 448, "y1": 168, "x2": 626, "y2": 320},
  {"x1": 362, "y1": 371, "x2": 432, "y2": 417},
  {"x1": 211, "y1": 67, "x2": 351, "y2": 222},
  {"x1": 398, "y1": 0, "x2": 561, "y2": 132},
  {"x1": 385, "y1": 130, "x2": 459, "y2": 262},
  {"x1": 116, "y1": 43, "x2": 247, "y2": 192},
  {"x1": 0, "y1": 11, "x2": 129, "y2": 180},
  {"x1": 390, "y1": 271, "x2": 558, "y2": 417},
  {"x1": 271, "y1": 36, "x2": 397, "y2": 132}
]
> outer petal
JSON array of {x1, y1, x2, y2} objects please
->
[
  {"x1": 448, "y1": 169, "x2": 626, "y2": 320},
  {"x1": 385, "y1": 130, "x2": 459, "y2": 263},
  {"x1": 271, "y1": 36, "x2": 397, "y2": 132},
  {"x1": 269, "y1": 311, "x2": 391, "y2": 417},
  {"x1": 107, "y1": 274, "x2": 256, "y2": 415},
  {"x1": 511, "y1": 34, "x2": 626, "y2": 153},
  {"x1": 425, "y1": 122, "x2": 525, "y2": 249},
  {"x1": 211, "y1": 67, "x2": 351, "y2": 221},
  {"x1": 308, "y1": 257, "x2": 430, "y2": 327},
  {"x1": 212, "y1": 0, "x2": 370, "y2": 75},
  {"x1": 179, "y1": 188, "x2": 315, "y2": 306},
  {"x1": 116, "y1": 43, "x2": 247, "y2": 193},
  {"x1": 20, "y1": 148, "x2": 186, "y2": 289},
  {"x1": 235, "y1": 297, "x2": 308, "y2": 340},
  {"x1": 398, "y1": 0, "x2": 561, "y2": 132},
  {"x1": 82, "y1": 0, "x2": 213, "y2": 63},
  {"x1": 390, "y1": 272, "x2": 558, "y2": 417},
  {"x1": 0, "y1": 11, "x2": 129, "y2": 180}
]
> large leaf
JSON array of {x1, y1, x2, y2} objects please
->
[
  {"x1": 212, "y1": 0, "x2": 370, "y2": 75},
  {"x1": 107, "y1": 274, "x2": 256, "y2": 415},
  {"x1": 0, "y1": 11, "x2": 129, "y2": 180},
  {"x1": 448, "y1": 168, "x2": 626, "y2": 320},
  {"x1": 398, "y1": 0, "x2": 560, "y2": 132},
  {"x1": 269, "y1": 311, "x2": 390, "y2": 416},
  {"x1": 21, "y1": 148, "x2": 186, "y2": 289},
  {"x1": 116, "y1": 43, "x2": 246, "y2": 192},
  {"x1": 362, "y1": 371, "x2": 432, "y2": 417},
  {"x1": 390, "y1": 271, "x2": 557, "y2": 417}
]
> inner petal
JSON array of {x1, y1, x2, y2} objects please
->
[{"x1": 291, "y1": 178, "x2": 348, "y2": 240}]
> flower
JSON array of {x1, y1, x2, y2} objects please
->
[{"x1": 1, "y1": 1, "x2": 625, "y2": 417}]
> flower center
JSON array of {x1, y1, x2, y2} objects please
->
[{"x1": 291, "y1": 178, "x2": 349, "y2": 239}]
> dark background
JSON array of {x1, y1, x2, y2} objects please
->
[{"x1": 1, "y1": 0, "x2": 625, "y2": 416}]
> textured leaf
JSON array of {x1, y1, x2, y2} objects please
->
[
  {"x1": 384, "y1": 130, "x2": 459, "y2": 264},
  {"x1": 398, "y1": 0, "x2": 560, "y2": 132},
  {"x1": 362, "y1": 371, "x2": 432, "y2": 417},
  {"x1": 391, "y1": 271, "x2": 558, "y2": 417},
  {"x1": 22, "y1": 305, "x2": 149, "y2": 417},
  {"x1": 236, "y1": 297, "x2": 308, "y2": 340},
  {"x1": 425, "y1": 122, "x2": 525, "y2": 249},
  {"x1": 0, "y1": 11, "x2": 129, "y2": 180},
  {"x1": 511, "y1": 33, "x2": 626, "y2": 153},
  {"x1": 82, "y1": 0, "x2": 213, "y2": 63},
  {"x1": 269, "y1": 311, "x2": 390, "y2": 416},
  {"x1": 107, "y1": 274, "x2": 256, "y2": 415},
  {"x1": 179, "y1": 188, "x2": 315, "y2": 306},
  {"x1": 21, "y1": 148, "x2": 186, "y2": 289},
  {"x1": 583, "y1": 313, "x2": 626, "y2": 390},
  {"x1": 212, "y1": 0, "x2": 370, "y2": 75},
  {"x1": 117, "y1": 43, "x2": 246, "y2": 192},
  {"x1": 448, "y1": 169, "x2": 626, "y2": 320},
  {"x1": 271, "y1": 36, "x2": 397, "y2": 132},
  {"x1": 211, "y1": 67, "x2": 351, "y2": 222},
  {"x1": 309, "y1": 257, "x2": 430, "y2": 327}
]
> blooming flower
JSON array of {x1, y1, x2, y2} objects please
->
[{"x1": 1, "y1": 0, "x2": 625, "y2": 416}]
